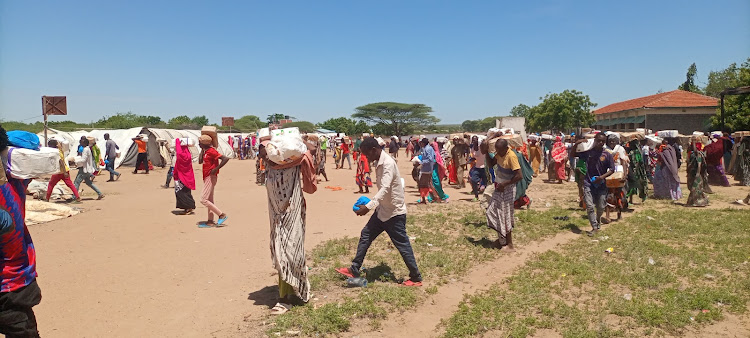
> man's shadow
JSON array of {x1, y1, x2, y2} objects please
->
[{"x1": 247, "y1": 285, "x2": 279, "y2": 308}]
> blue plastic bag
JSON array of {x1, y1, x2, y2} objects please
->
[
  {"x1": 353, "y1": 196, "x2": 371, "y2": 212},
  {"x1": 7, "y1": 131, "x2": 41, "y2": 150}
]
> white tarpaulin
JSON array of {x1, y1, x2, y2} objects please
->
[{"x1": 39, "y1": 127, "x2": 239, "y2": 169}]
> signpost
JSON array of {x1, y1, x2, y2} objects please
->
[
  {"x1": 41, "y1": 96, "x2": 67, "y2": 145},
  {"x1": 222, "y1": 117, "x2": 235, "y2": 133}
]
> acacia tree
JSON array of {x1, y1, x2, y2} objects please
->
[
  {"x1": 526, "y1": 90, "x2": 596, "y2": 132},
  {"x1": 235, "y1": 115, "x2": 264, "y2": 131},
  {"x1": 352, "y1": 102, "x2": 439, "y2": 136},
  {"x1": 317, "y1": 117, "x2": 370, "y2": 135}
]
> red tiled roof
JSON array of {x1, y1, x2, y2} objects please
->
[{"x1": 594, "y1": 90, "x2": 718, "y2": 115}]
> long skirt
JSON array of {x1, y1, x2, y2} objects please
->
[
  {"x1": 267, "y1": 166, "x2": 310, "y2": 302},
  {"x1": 448, "y1": 162, "x2": 458, "y2": 185},
  {"x1": 707, "y1": 163, "x2": 730, "y2": 187},
  {"x1": 486, "y1": 185, "x2": 516, "y2": 239},
  {"x1": 431, "y1": 167, "x2": 449, "y2": 201},
  {"x1": 686, "y1": 165, "x2": 709, "y2": 207},
  {"x1": 174, "y1": 180, "x2": 196, "y2": 210},
  {"x1": 653, "y1": 166, "x2": 682, "y2": 200}
]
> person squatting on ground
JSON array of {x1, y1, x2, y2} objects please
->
[
  {"x1": 337, "y1": 137, "x2": 423, "y2": 287},
  {"x1": 44, "y1": 139, "x2": 81, "y2": 203},
  {"x1": 198, "y1": 135, "x2": 229, "y2": 226},
  {"x1": 264, "y1": 138, "x2": 318, "y2": 314},
  {"x1": 0, "y1": 125, "x2": 43, "y2": 337},
  {"x1": 103, "y1": 133, "x2": 121, "y2": 182},
  {"x1": 575, "y1": 133, "x2": 615, "y2": 236},
  {"x1": 74, "y1": 138, "x2": 105, "y2": 200},
  {"x1": 486, "y1": 139, "x2": 522, "y2": 251}
]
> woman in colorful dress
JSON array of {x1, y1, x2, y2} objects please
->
[
  {"x1": 549, "y1": 136, "x2": 567, "y2": 183},
  {"x1": 653, "y1": 139, "x2": 682, "y2": 200}
]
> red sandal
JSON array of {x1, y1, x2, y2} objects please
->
[
  {"x1": 335, "y1": 267, "x2": 354, "y2": 278},
  {"x1": 402, "y1": 279, "x2": 423, "y2": 287}
]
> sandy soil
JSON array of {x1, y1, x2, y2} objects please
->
[{"x1": 27, "y1": 150, "x2": 750, "y2": 337}]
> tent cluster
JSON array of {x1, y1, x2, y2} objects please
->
[{"x1": 38, "y1": 128, "x2": 249, "y2": 169}]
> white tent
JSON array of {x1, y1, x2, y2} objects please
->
[{"x1": 39, "y1": 128, "x2": 239, "y2": 169}]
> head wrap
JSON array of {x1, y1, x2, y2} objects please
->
[{"x1": 199, "y1": 135, "x2": 213, "y2": 145}]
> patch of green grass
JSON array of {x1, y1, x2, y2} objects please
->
[
  {"x1": 268, "y1": 203, "x2": 584, "y2": 336},
  {"x1": 442, "y1": 208, "x2": 750, "y2": 337}
]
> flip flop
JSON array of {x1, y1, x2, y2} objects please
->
[
  {"x1": 270, "y1": 302, "x2": 291, "y2": 315},
  {"x1": 217, "y1": 215, "x2": 228, "y2": 225},
  {"x1": 335, "y1": 267, "x2": 355, "y2": 278},
  {"x1": 402, "y1": 279, "x2": 423, "y2": 287}
]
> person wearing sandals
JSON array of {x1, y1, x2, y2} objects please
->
[
  {"x1": 337, "y1": 137, "x2": 423, "y2": 287},
  {"x1": 198, "y1": 135, "x2": 229, "y2": 226},
  {"x1": 173, "y1": 138, "x2": 196, "y2": 215},
  {"x1": 486, "y1": 139, "x2": 522, "y2": 251},
  {"x1": 265, "y1": 139, "x2": 318, "y2": 315}
]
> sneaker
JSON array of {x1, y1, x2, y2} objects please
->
[
  {"x1": 97, "y1": 194, "x2": 105, "y2": 200},
  {"x1": 335, "y1": 267, "x2": 355, "y2": 278},
  {"x1": 402, "y1": 279, "x2": 423, "y2": 287}
]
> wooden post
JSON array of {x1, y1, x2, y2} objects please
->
[{"x1": 720, "y1": 94, "x2": 725, "y2": 131}]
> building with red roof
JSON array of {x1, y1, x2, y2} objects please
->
[{"x1": 592, "y1": 90, "x2": 718, "y2": 134}]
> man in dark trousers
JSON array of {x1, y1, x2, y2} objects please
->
[
  {"x1": 104, "y1": 133, "x2": 121, "y2": 182},
  {"x1": 132, "y1": 135, "x2": 149, "y2": 174},
  {"x1": 336, "y1": 137, "x2": 423, "y2": 286}
]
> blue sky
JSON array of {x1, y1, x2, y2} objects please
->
[{"x1": 1, "y1": 0, "x2": 748, "y2": 125}]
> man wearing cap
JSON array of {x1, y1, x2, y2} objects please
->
[
  {"x1": 132, "y1": 135, "x2": 149, "y2": 174},
  {"x1": 198, "y1": 135, "x2": 230, "y2": 226}
]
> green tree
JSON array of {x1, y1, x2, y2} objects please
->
[
  {"x1": 267, "y1": 113, "x2": 287, "y2": 124},
  {"x1": 282, "y1": 121, "x2": 316, "y2": 133},
  {"x1": 168, "y1": 115, "x2": 192, "y2": 128},
  {"x1": 317, "y1": 117, "x2": 355, "y2": 134},
  {"x1": 704, "y1": 63, "x2": 740, "y2": 98},
  {"x1": 710, "y1": 58, "x2": 750, "y2": 131},
  {"x1": 352, "y1": 102, "x2": 439, "y2": 136},
  {"x1": 509, "y1": 104, "x2": 531, "y2": 118},
  {"x1": 461, "y1": 119, "x2": 479, "y2": 132},
  {"x1": 525, "y1": 90, "x2": 596, "y2": 132},
  {"x1": 190, "y1": 115, "x2": 209, "y2": 127},
  {"x1": 234, "y1": 115, "x2": 264, "y2": 131},
  {"x1": 678, "y1": 62, "x2": 702, "y2": 93},
  {"x1": 460, "y1": 117, "x2": 498, "y2": 132}
]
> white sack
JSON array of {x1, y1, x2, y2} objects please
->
[{"x1": 7, "y1": 147, "x2": 60, "y2": 179}]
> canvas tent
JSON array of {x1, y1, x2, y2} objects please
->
[{"x1": 39, "y1": 128, "x2": 239, "y2": 169}]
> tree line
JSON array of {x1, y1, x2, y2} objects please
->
[{"x1": 678, "y1": 58, "x2": 750, "y2": 131}]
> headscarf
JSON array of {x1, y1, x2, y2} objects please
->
[
  {"x1": 432, "y1": 141, "x2": 448, "y2": 180},
  {"x1": 268, "y1": 151, "x2": 317, "y2": 194},
  {"x1": 704, "y1": 138, "x2": 724, "y2": 165},
  {"x1": 174, "y1": 138, "x2": 195, "y2": 190},
  {"x1": 199, "y1": 135, "x2": 213, "y2": 145},
  {"x1": 551, "y1": 136, "x2": 567, "y2": 163},
  {"x1": 658, "y1": 144, "x2": 680, "y2": 183}
]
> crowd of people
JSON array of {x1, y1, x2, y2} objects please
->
[{"x1": 3, "y1": 122, "x2": 749, "y2": 334}]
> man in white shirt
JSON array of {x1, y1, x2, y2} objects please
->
[{"x1": 336, "y1": 137, "x2": 423, "y2": 286}]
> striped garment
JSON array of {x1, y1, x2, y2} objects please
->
[
  {"x1": 266, "y1": 165, "x2": 310, "y2": 302},
  {"x1": 486, "y1": 185, "x2": 516, "y2": 239},
  {"x1": 1, "y1": 178, "x2": 37, "y2": 292}
]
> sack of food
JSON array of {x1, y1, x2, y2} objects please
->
[
  {"x1": 576, "y1": 139, "x2": 595, "y2": 152},
  {"x1": 500, "y1": 134, "x2": 524, "y2": 148},
  {"x1": 201, "y1": 126, "x2": 219, "y2": 147},
  {"x1": 6, "y1": 146, "x2": 61, "y2": 179},
  {"x1": 656, "y1": 130, "x2": 678, "y2": 138},
  {"x1": 266, "y1": 135, "x2": 308, "y2": 165},
  {"x1": 270, "y1": 127, "x2": 301, "y2": 140}
]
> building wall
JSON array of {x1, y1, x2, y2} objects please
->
[
  {"x1": 646, "y1": 114, "x2": 713, "y2": 134},
  {"x1": 595, "y1": 107, "x2": 715, "y2": 133}
]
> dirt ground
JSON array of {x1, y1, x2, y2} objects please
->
[{"x1": 28, "y1": 150, "x2": 750, "y2": 337}]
